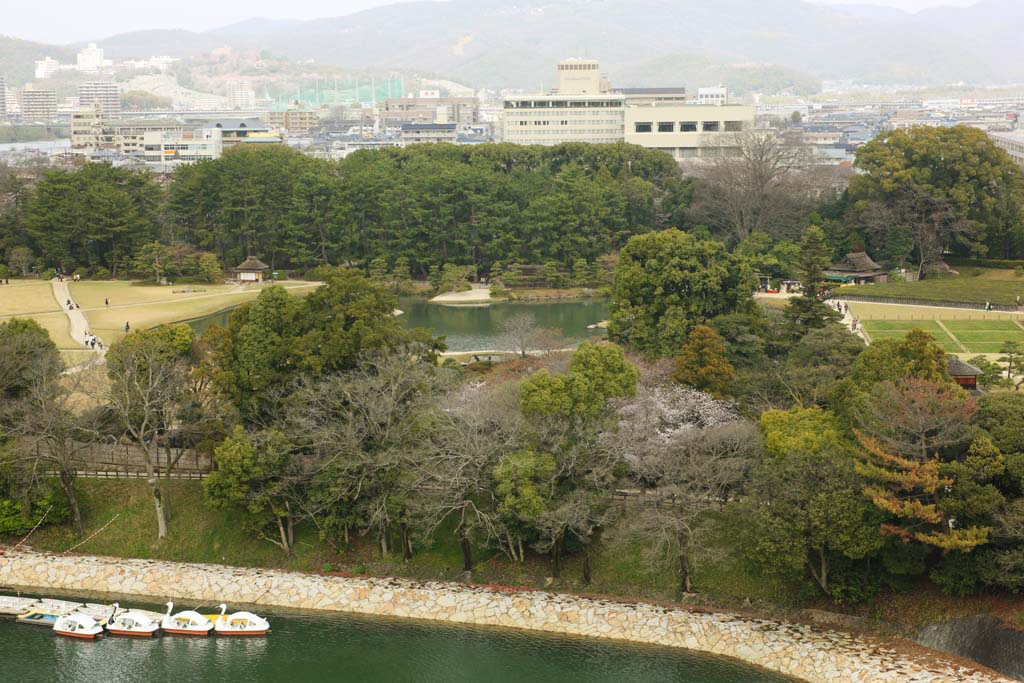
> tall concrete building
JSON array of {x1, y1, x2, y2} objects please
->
[
  {"x1": 623, "y1": 102, "x2": 755, "y2": 160},
  {"x1": 20, "y1": 88, "x2": 58, "y2": 121},
  {"x1": 501, "y1": 60, "x2": 754, "y2": 160},
  {"x1": 76, "y1": 43, "x2": 106, "y2": 73},
  {"x1": 34, "y1": 56, "x2": 61, "y2": 80},
  {"x1": 501, "y1": 59, "x2": 624, "y2": 145},
  {"x1": 78, "y1": 81, "x2": 121, "y2": 115},
  {"x1": 225, "y1": 81, "x2": 256, "y2": 110},
  {"x1": 990, "y1": 131, "x2": 1024, "y2": 167},
  {"x1": 0, "y1": 77, "x2": 6, "y2": 118},
  {"x1": 383, "y1": 95, "x2": 479, "y2": 127}
]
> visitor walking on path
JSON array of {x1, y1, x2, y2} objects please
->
[{"x1": 50, "y1": 278, "x2": 105, "y2": 358}]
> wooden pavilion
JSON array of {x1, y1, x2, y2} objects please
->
[{"x1": 234, "y1": 256, "x2": 270, "y2": 283}]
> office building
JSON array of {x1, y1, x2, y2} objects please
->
[
  {"x1": 501, "y1": 60, "x2": 753, "y2": 158},
  {"x1": 142, "y1": 127, "x2": 223, "y2": 169},
  {"x1": 696, "y1": 87, "x2": 728, "y2": 105},
  {"x1": 225, "y1": 81, "x2": 256, "y2": 110},
  {"x1": 501, "y1": 59, "x2": 624, "y2": 145},
  {"x1": 400, "y1": 123, "x2": 458, "y2": 145},
  {"x1": 78, "y1": 81, "x2": 121, "y2": 115},
  {"x1": 990, "y1": 131, "x2": 1024, "y2": 167},
  {"x1": 623, "y1": 103, "x2": 755, "y2": 160},
  {"x1": 20, "y1": 88, "x2": 58, "y2": 121}
]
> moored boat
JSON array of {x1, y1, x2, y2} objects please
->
[
  {"x1": 161, "y1": 601, "x2": 213, "y2": 636},
  {"x1": 0, "y1": 596, "x2": 39, "y2": 616},
  {"x1": 105, "y1": 603, "x2": 160, "y2": 636},
  {"x1": 53, "y1": 613, "x2": 103, "y2": 639},
  {"x1": 17, "y1": 607, "x2": 64, "y2": 627},
  {"x1": 213, "y1": 604, "x2": 270, "y2": 636}
]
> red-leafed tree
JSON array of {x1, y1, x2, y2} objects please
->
[{"x1": 856, "y1": 378, "x2": 976, "y2": 461}]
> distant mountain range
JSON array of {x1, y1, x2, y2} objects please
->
[{"x1": 5, "y1": 0, "x2": 1023, "y2": 91}]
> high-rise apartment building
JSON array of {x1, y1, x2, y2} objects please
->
[
  {"x1": 20, "y1": 88, "x2": 58, "y2": 121},
  {"x1": 225, "y1": 81, "x2": 256, "y2": 109},
  {"x1": 78, "y1": 81, "x2": 121, "y2": 115},
  {"x1": 0, "y1": 77, "x2": 6, "y2": 118},
  {"x1": 76, "y1": 43, "x2": 106, "y2": 73},
  {"x1": 34, "y1": 57, "x2": 61, "y2": 80}
]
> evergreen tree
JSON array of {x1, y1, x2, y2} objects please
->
[{"x1": 671, "y1": 325, "x2": 736, "y2": 398}]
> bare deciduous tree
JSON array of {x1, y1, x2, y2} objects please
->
[
  {"x1": 688, "y1": 130, "x2": 817, "y2": 243},
  {"x1": 2, "y1": 362, "x2": 94, "y2": 536},
  {"x1": 500, "y1": 313, "x2": 544, "y2": 358},
  {"x1": 104, "y1": 342, "x2": 190, "y2": 539},
  {"x1": 412, "y1": 382, "x2": 523, "y2": 573},
  {"x1": 287, "y1": 351, "x2": 452, "y2": 558}
]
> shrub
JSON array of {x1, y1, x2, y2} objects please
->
[{"x1": 92, "y1": 267, "x2": 111, "y2": 280}]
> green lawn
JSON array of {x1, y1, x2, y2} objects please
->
[
  {"x1": 861, "y1": 318, "x2": 1024, "y2": 354},
  {"x1": 840, "y1": 268, "x2": 1024, "y2": 306},
  {"x1": 19, "y1": 479, "x2": 788, "y2": 609}
]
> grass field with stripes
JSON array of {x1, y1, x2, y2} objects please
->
[{"x1": 860, "y1": 318, "x2": 1024, "y2": 353}]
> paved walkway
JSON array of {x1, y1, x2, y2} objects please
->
[{"x1": 51, "y1": 279, "x2": 105, "y2": 363}]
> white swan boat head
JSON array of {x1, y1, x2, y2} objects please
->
[
  {"x1": 214, "y1": 604, "x2": 270, "y2": 635},
  {"x1": 162, "y1": 601, "x2": 214, "y2": 635}
]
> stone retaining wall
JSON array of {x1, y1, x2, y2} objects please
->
[{"x1": 0, "y1": 549, "x2": 1010, "y2": 683}]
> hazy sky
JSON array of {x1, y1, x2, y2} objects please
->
[{"x1": 5, "y1": 0, "x2": 982, "y2": 45}]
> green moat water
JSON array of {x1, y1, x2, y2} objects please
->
[
  {"x1": 0, "y1": 603, "x2": 796, "y2": 682},
  {"x1": 188, "y1": 298, "x2": 611, "y2": 353}
]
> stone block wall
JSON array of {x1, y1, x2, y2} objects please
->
[{"x1": 0, "y1": 549, "x2": 1010, "y2": 683}]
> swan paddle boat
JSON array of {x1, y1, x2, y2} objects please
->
[
  {"x1": 53, "y1": 613, "x2": 103, "y2": 639},
  {"x1": 105, "y1": 603, "x2": 160, "y2": 636},
  {"x1": 162, "y1": 601, "x2": 214, "y2": 636},
  {"x1": 214, "y1": 604, "x2": 270, "y2": 636}
]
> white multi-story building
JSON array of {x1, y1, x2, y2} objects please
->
[
  {"x1": 0, "y1": 77, "x2": 6, "y2": 118},
  {"x1": 696, "y1": 87, "x2": 728, "y2": 105},
  {"x1": 141, "y1": 127, "x2": 222, "y2": 170},
  {"x1": 501, "y1": 59, "x2": 624, "y2": 145},
  {"x1": 501, "y1": 60, "x2": 754, "y2": 160},
  {"x1": 76, "y1": 43, "x2": 107, "y2": 73},
  {"x1": 990, "y1": 131, "x2": 1024, "y2": 167},
  {"x1": 225, "y1": 81, "x2": 256, "y2": 110},
  {"x1": 34, "y1": 57, "x2": 61, "y2": 80},
  {"x1": 78, "y1": 81, "x2": 121, "y2": 115}
]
